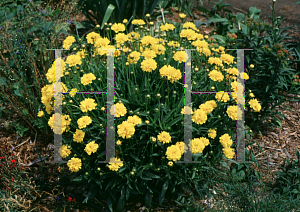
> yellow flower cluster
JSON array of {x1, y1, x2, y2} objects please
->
[
  {"x1": 165, "y1": 142, "x2": 187, "y2": 161},
  {"x1": 226, "y1": 105, "x2": 243, "y2": 121},
  {"x1": 81, "y1": 73, "x2": 96, "y2": 86},
  {"x1": 73, "y1": 129, "x2": 85, "y2": 143},
  {"x1": 160, "y1": 23, "x2": 175, "y2": 31},
  {"x1": 77, "y1": 116, "x2": 92, "y2": 129},
  {"x1": 60, "y1": 145, "x2": 71, "y2": 158},
  {"x1": 248, "y1": 98, "x2": 261, "y2": 112},
  {"x1": 141, "y1": 58, "x2": 157, "y2": 72},
  {"x1": 157, "y1": 131, "x2": 172, "y2": 144},
  {"x1": 65, "y1": 54, "x2": 82, "y2": 67},
  {"x1": 215, "y1": 91, "x2": 230, "y2": 102},
  {"x1": 209, "y1": 69, "x2": 224, "y2": 82},
  {"x1": 67, "y1": 157, "x2": 82, "y2": 172},
  {"x1": 117, "y1": 121, "x2": 135, "y2": 139},
  {"x1": 79, "y1": 98, "x2": 97, "y2": 113},
  {"x1": 208, "y1": 57, "x2": 223, "y2": 65},
  {"x1": 108, "y1": 157, "x2": 124, "y2": 171},
  {"x1": 128, "y1": 51, "x2": 141, "y2": 64},
  {"x1": 84, "y1": 141, "x2": 99, "y2": 155},
  {"x1": 159, "y1": 65, "x2": 182, "y2": 83},
  {"x1": 173, "y1": 51, "x2": 188, "y2": 63},
  {"x1": 46, "y1": 58, "x2": 66, "y2": 83},
  {"x1": 188, "y1": 137, "x2": 210, "y2": 154},
  {"x1": 63, "y1": 35, "x2": 76, "y2": 49},
  {"x1": 110, "y1": 102, "x2": 127, "y2": 117},
  {"x1": 182, "y1": 22, "x2": 197, "y2": 30},
  {"x1": 220, "y1": 53, "x2": 234, "y2": 65},
  {"x1": 111, "y1": 23, "x2": 126, "y2": 33},
  {"x1": 219, "y1": 134, "x2": 235, "y2": 159},
  {"x1": 132, "y1": 19, "x2": 146, "y2": 25},
  {"x1": 48, "y1": 113, "x2": 71, "y2": 134},
  {"x1": 208, "y1": 129, "x2": 217, "y2": 139}
]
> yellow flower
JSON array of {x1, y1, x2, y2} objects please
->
[
  {"x1": 94, "y1": 37, "x2": 110, "y2": 48},
  {"x1": 77, "y1": 116, "x2": 92, "y2": 129},
  {"x1": 110, "y1": 102, "x2": 127, "y2": 117},
  {"x1": 132, "y1": 19, "x2": 146, "y2": 25},
  {"x1": 151, "y1": 44, "x2": 166, "y2": 55},
  {"x1": 127, "y1": 115, "x2": 142, "y2": 126},
  {"x1": 209, "y1": 69, "x2": 224, "y2": 82},
  {"x1": 84, "y1": 141, "x2": 99, "y2": 155},
  {"x1": 111, "y1": 23, "x2": 126, "y2": 33},
  {"x1": 226, "y1": 67, "x2": 238, "y2": 75},
  {"x1": 175, "y1": 141, "x2": 188, "y2": 155},
  {"x1": 181, "y1": 106, "x2": 193, "y2": 115},
  {"x1": 180, "y1": 29, "x2": 198, "y2": 40},
  {"x1": 182, "y1": 22, "x2": 197, "y2": 30},
  {"x1": 157, "y1": 131, "x2": 172, "y2": 144},
  {"x1": 219, "y1": 134, "x2": 233, "y2": 148},
  {"x1": 142, "y1": 50, "x2": 157, "y2": 59},
  {"x1": 117, "y1": 121, "x2": 135, "y2": 139},
  {"x1": 240, "y1": 72, "x2": 249, "y2": 80},
  {"x1": 249, "y1": 93, "x2": 255, "y2": 98},
  {"x1": 46, "y1": 59, "x2": 66, "y2": 83},
  {"x1": 79, "y1": 98, "x2": 97, "y2": 113},
  {"x1": 116, "y1": 140, "x2": 122, "y2": 145},
  {"x1": 65, "y1": 54, "x2": 82, "y2": 67},
  {"x1": 151, "y1": 137, "x2": 156, "y2": 142},
  {"x1": 208, "y1": 57, "x2": 223, "y2": 65},
  {"x1": 76, "y1": 49, "x2": 86, "y2": 59},
  {"x1": 208, "y1": 129, "x2": 217, "y2": 139},
  {"x1": 215, "y1": 91, "x2": 230, "y2": 102},
  {"x1": 248, "y1": 98, "x2": 261, "y2": 112},
  {"x1": 173, "y1": 51, "x2": 188, "y2": 63},
  {"x1": 86, "y1": 32, "x2": 101, "y2": 45},
  {"x1": 67, "y1": 157, "x2": 82, "y2": 172},
  {"x1": 226, "y1": 105, "x2": 242, "y2": 121},
  {"x1": 168, "y1": 161, "x2": 173, "y2": 167},
  {"x1": 188, "y1": 137, "x2": 210, "y2": 154},
  {"x1": 69, "y1": 88, "x2": 77, "y2": 97},
  {"x1": 60, "y1": 145, "x2": 71, "y2": 158},
  {"x1": 250, "y1": 64, "x2": 254, "y2": 68},
  {"x1": 179, "y1": 13, "x2": 186, "y2": 19},
  {"x1": 48, "y1": 113, "x2": 71, "y2": 134},
  {"x1": 81, "y1": 73, "x2": 96, "y2": 86},
  {"x1": 166, "y1": 145, "x2": 182, "y2": 161},
  {"x1": 37, "y1": 111, "x2": 44, "y2": 117},
  {"x1": 220, "y1": 54, "x2": 234, "y2": 65},
  {"x1": 73, "y1": 129, "x2": 85, "y2": 143},
  {"x1": 223, "y1": 147, "x2": 235, "y2": 159},
  {"x1": 95, "y1": 45, "x2": 116, "y2": 56},
  {"x1": 192, "y1": 109, "x2": 207, "y2": 125},
  {"x1": 160, "y1": 23, "x2": 175, "y2": 31},
  {"x1": 192, "y1": 39, "x2": 209, "y2": 49},
  {"x1": 199, "y1": 100, "x2": 217, "y2": 114},
  {"x1": 123, "y1": 19, "x2": 128, "y2": 24},
  {"x1": 128, "y1": 51, "x2": 141, "y2": 64},
  {"x1": 108, "y1": 157, "x2": 124, "y2": 171},
  {"x1": 115, "y1": 33, "x2": 128, "y2": 44},
  {"x1": 167, "y1": 41, "x2": 180, "y2": 48},
  {"x1": 63, "y1": 35, "x2": 76, "y2": 49},
  {"x1": 140, "y1": 35, "x2": 157, "y2": 46},
  {"x1": 141, "y1": 58, "x2": 157, "y2": 72},
  {"x1": 128, "y1": 32, "x2": 140, "y2": 42}
]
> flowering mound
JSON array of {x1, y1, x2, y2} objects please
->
[{"x1": 38, "y1": 15, "x2": 261, "y2": 211}]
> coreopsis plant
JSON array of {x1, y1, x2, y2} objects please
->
[{"x1": 38, "y1": 16, "x2": 261, "y2": 211}]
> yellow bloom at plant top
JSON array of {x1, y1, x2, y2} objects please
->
[
  {"x1": 94, "y1": 37, "x2": 110, "y2": 48},
  {"x1": 182, "y1": 22, "x2": 197, "y2": 30},
  {"x1": 226, "y1": 105, "x2": 242, "y2": 121},
  {"x1": 160, "y1": 23, "x2": 175, "y2": 31},
  {"x1": 67, "y1": 157, "x2": 82, "y2": 172},
  {"x1": 188, "y1": 137, "x2": 210, "y2": 154},
  {"x1": 115, "y1": 33, "x2": 128, "y2": 44},
  {"x1": 60, "y1": 145, "x2": 71, "y2": 158},
  {"x1": 248, "y1": 98, "x2": 262, "y2": 112},
  {"x1": 81, "y1": 73, "x2": 96, "y2": 86},
  {"x1": 108, "y1": 157, "x2": 124, "y2": 171},
  {"x1": 84, "y1": 141, "x2": 99, "y2": 155},
  {"x1": 79, "y1": 98, "x2": 97, "y2": 113},
  {"x1": 63, "y1": 35, "x2": 76, "y2": 49},
  {"x1": 117, "y1": 120, "x2": 135, "y2": 139},
  {"x1": 220, "y1": 53, "x2": 234, "y2": 65},
  {"x1": 222, "y1": 147, "x2": 235, "y2": 159},
  {"x1": 110, "y1": 102, "x2": 127, "y2": 117},
  {"x1": 128, "y1": 51, "x2": 141, "y2": 64},
  {"x1": 86, "y1": 32, "x2": 101, "y2": 45},
  {"x1": 48, "y1": 113, "x2": 71, "y2": 134},
  {"x1": 181, "y1": 106, "x2": 193, "y2": 115},
  {"x1": 208, "y1": 129, "x2": 217, "y2": 139},
  {"x1": 157, "y1": 131, "x2": 172, "y2": 144},
  {"x1": 127, "y1": 115, "x2": 142, "y2": 126},
  {"x1": 192, "y1": 109, "x2": 208, "y2": 125},
  {"x1": 142, "y1": 49, "x2": 157, "y2": 59},
  {"x1": 73, "y1": 129, "x2": 85, "y2": 143},
  {"x1": 219, "y1": 133, "x2": 233, "y2": 148},
  {"x1": 141, "y1": 58, "x2": 157, "y2": 72},
  {"x1": 132, "y1": 19, "x2": 145, "y2": 25},
  {"x1": 69, "y1": 88, "x2": 77, "y2": 97},
  {"x1": 176, "y1": 142, "x2": 188, "y2": 155},
  {"x1": 179, "y1": 13, "x2": 186, "y2": 19},
  {"x1": 46, "y1": 58, "x2": 66, "y2": 83},
  {"x1": 215, "y1": 91, "x2": 230, "y2": 102},
  {"x1": 77, "y1": 116, "x2": 92, "y2": 129},
  {"x1": 37, "y1": 111, "x2": 44, "y2": 117},
  {"x1": 208, "y1": 57, "x2": 223, "y2": 65},
  {"x1": 111, "y1": 23, "x2": 126, "y2": 33},
  {"x1": 166, "y1": 145, "x2": 182, "y2": 161},
  {"x1": 173, "y1": 51, "x2": 188, "y2": 63},
  {"x1": 209, "y1": 69, "x2": 224, "y2": 82}
]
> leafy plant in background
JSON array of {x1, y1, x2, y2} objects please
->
[
  {"x1": 71, "y1": 0, "x2": 162, "y2": 36},
  {"x1": 10, "y1": 123, "x2": 29, "y2": 137},
  {"x1": 271, "y1": 148, "x2": 300, "y2": 199},
  {"x1": 0, "y1": 0, "x2": 72, "y2": 137}
]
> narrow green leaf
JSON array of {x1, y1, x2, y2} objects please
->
[
  {"x1": 159, "y1": 179, "x2": 169, "y2": 205},
  {"x1": 144, "y1": 190, "x2": 152, "y2": 208},
  {"x1": 101, "y1": 4, "x2": 115, "y2": 29}
]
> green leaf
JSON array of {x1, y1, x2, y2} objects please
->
[
  {"x1": 144, "y1": 190, "x2": 152, "y2": 208},
  {"x1": 125, "y1": 184, "x2": 131, "y2": 201},
  {"x1": 143, "y1": 171, "x2": 160, "y2": 179},
  {"x1": 106, "y1": 195, "x2": 113, "y2": 212},
  {"x1": 17, "y1": 5, "x2": 23, "y2": 14},
  {"x1": 166, "y1": 116, "x2": 182, "y2": 129},
  {"x1": 210, "y1": 35, "x2": 226, "y2": 45},
  {"x1": 248, "y1": 7, "x2": 261, "y2": 20},
  {"x1": 0, "y1": 77, "x2": 7, "y2": 86},
  {"x1": 207, "y1": 15, "x2": 228, "y2": 23},
  {"x1": 130, "y1": 155, "x2": 141, "y2": 162},
  {"x1": 296, "y1": 148, "x2": 300, "y2": 160},
  {"x1": 159, "y1": 179, "x2": 169, "y2": 205},
  {"x1": 101, "y1": 4, "x2": 115, "y2": 29}
]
